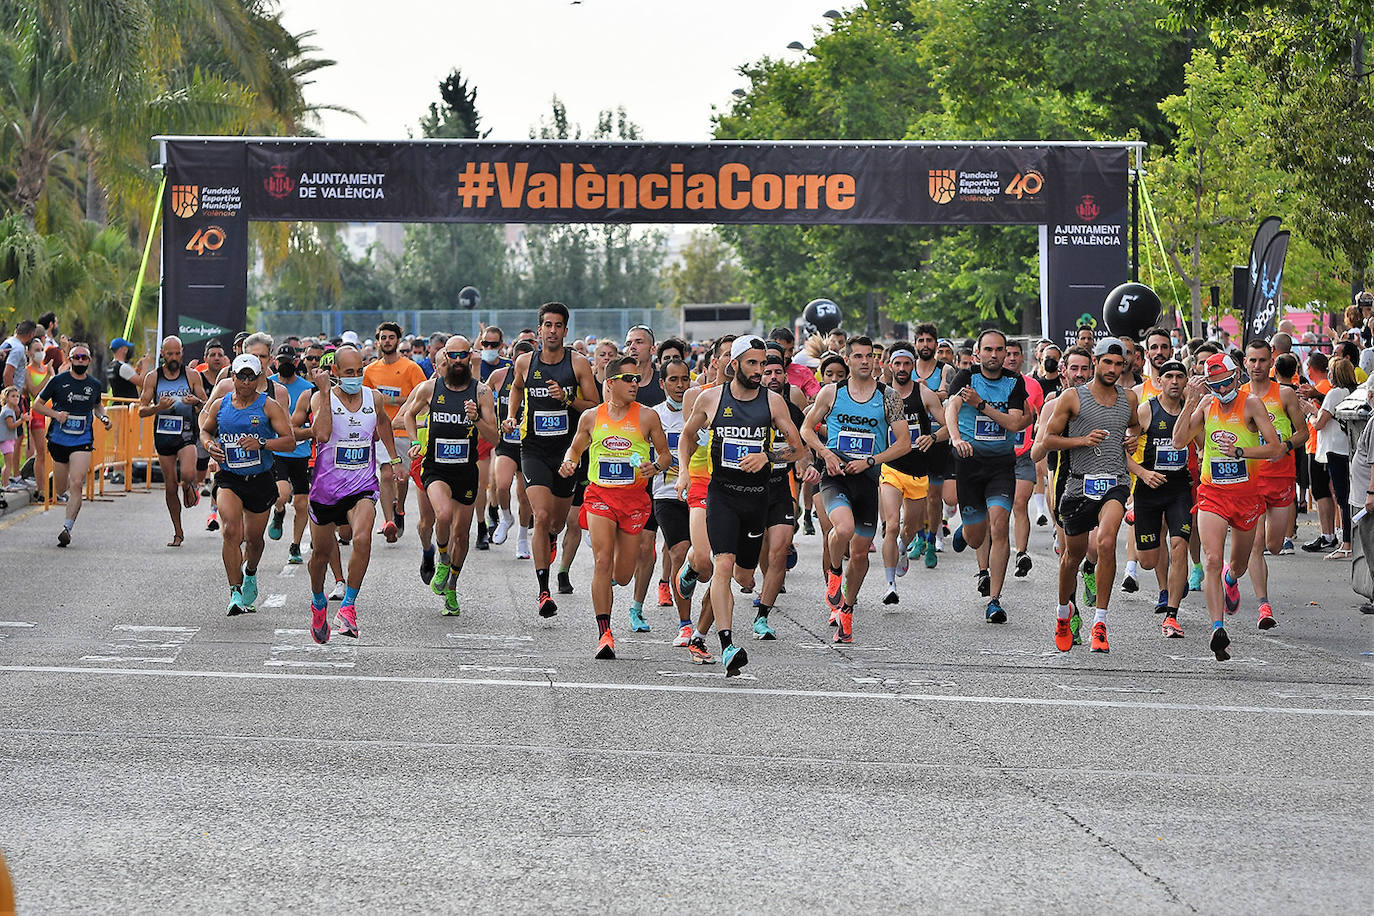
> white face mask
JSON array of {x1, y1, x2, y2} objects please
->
[
  {"x1": 666, "y1": 396, "x2": 683, "y2": 410},
  {"x1": 1215, "y1": 385, "x2": 1239, "y2": 404},
  {"x1": 480, "y1": 348, "x2": 500, "y2": 364}
]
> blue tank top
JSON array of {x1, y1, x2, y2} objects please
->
[
  {"x1": 954, "y1": 371, "x2": 1022, "y2": 457},
  {"x1": 271, "y1": 374, "x2": 313, "y2": 458},
  {"x1": 825, "y1": 382, "x2": 889, "y2": 461},
  {"x1": 153, "y1": 370, "x2": 196, "y2": 443},
  {"x1": 217, "y1": 391, "x2": 274, "y2": 476}
]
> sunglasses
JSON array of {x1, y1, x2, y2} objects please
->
[
  {"x1": 481, "y1": 341, "x2": 501, "y2": 349},
  {"x1": 608, "y1": 372, "x2": 639, "y2": 383},
  {"x1": 70, "y1": 354, "x2": 91, "y2": 362},
  {"x1": 446, "y1": 350, "x2": 470, "y2": 360},
  {"x1": 303, "y1": 354, "x2": 320, "y2": 361},
  {"x1": 1206, "y1": 377, "x2": 1234, "y2": 392}
]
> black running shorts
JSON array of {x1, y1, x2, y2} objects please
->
[{"x1": 706, "y1": 481, "x2": 767, "y2": 569}]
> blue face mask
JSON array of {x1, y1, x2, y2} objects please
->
[
  {"x1": 338, "y1": 376, "x2": 363, "y2": 395},
  {"x1": 666, "y1": 396, "x2": 683, "y2": 410}
]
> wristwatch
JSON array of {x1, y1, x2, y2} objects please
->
[
  {"x1": 1235, "y1": 446, "x2": 1244, "y2": 459},
  {"x1": 866, "y1": 455, "x2": 876, "y2": 467}
]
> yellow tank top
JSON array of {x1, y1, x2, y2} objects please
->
[
  {"x1": 587, "y1": 402, "x2": 651, "y2": 487},
  {"x1": 687, "y1": 384, "x2": 716, "y2": 479},
  {"x1": 1241, "y1": 380, "x2": 1294, "y2": 479},
  {"x1": 1201, "y1": 395, "x2": 1260, "y2": 487}
]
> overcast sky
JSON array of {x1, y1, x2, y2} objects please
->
[{"x1": 278, "y1": 0, "x2": 838, "y2": 142}]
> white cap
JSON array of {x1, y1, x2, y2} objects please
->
[
  {"x1": 341, "y1": 330, "x2": 361, "y2": 346},
  {"x1": 231, "y1": 353, "x2": 262, "y2": 376},
  {"x1": 729, "y1": 336, "x2": 766, "y2": 363}
]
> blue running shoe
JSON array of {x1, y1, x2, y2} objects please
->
[
  {"x1": 985, "y1": 597, "x2": 1007, "y2": 624},
  {"x1": 677, "y1": 564, "x2": 700, "y2": 600},
  {"x1": 240, "y1": 573, "x2": 259, "y2": 610},
  {"x1": 267, "y1": 510, "x2": 283, "y2": 541},
  {"x1": 227, "y1": 586, "x2": 247, "y2": 617},
  {"x1": 952, "y1": 526, "x2": 967, "y2": 552},
  {"x1": 786, "y1": 544, "x2": 798, "y2": 570},
  {"x1": 1188, "y1": 563, "x2": 1204, "y2": 593},
  {"x1": 752, "y1": 616, "x2": 776, "y2": 640},
  {"x1": 1154, "y1": 589, "x2": 1169, "y2": 614},
  {"x1": 629, "y1": 605, "x2": 650, "y2": 633},
  {"x1": 722, "y1": 643, "x2": 749, "y2": 676}
]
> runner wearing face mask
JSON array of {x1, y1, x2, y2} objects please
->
[{"x1": 31, "y1": 342, "x2": 112, "y2": 546}]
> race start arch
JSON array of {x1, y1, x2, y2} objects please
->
[{"x1": 155, "y1": 136, "x2": 1141, "y2": 354}]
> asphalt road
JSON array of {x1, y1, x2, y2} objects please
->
[{"x1": 1, "y1": 488, "x2": 1371, "y2": 914}]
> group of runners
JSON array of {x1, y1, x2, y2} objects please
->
[{"x1": 27, "y1": 306, "x2": 1344, "y2": 672}]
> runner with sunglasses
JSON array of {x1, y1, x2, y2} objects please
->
[{"x1": 30, "y1": 342, "x2": 111, "y2": 547}]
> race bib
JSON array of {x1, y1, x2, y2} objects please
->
[
  {"x1": 664, "y1": 432, "x2": 681, "y2": 479},
  {"x1": 973, "y1": 415, "x2": 1003, "y2": 442},
  {"x1": 533, "y1": 409, "x2": 569, "y2": 437},
  {"x1": 1014, "y1": 428, "x2": 1028, "y2": 449},
  {"x1": 155, "y1": 416, "x2": 183, "y2": 436},
  {"x1": 377, "y1": 385, "x2": 401, "y2": 398},
  {"x1": 836, "y1": 430, "x2": 876, "y2": 457},
  {"x1": 720, "y1": 438, "x2": 763, "y2": 470},
  {"x1": 223, "y1": 445, "x2": 260, "y2": 471},
  {"x1": 434, "y1": 438, "x2": 470, "y2": 464},
  {"x1": 502, "y1": 424, "x2": 522, "y2": 444},
  {"x1": 1154, "y1": 442, "x2": 1186, "y2": 473},
  {"x1": 1083, "y1": 474, "x2": 1117, "y2": 500},
  {"x1": 1209, "y1": 457, "x2": 1248, "y2": 485},
  {"x1": 61, "y1": 415, "x2": 88, "y2": 436},
  {"x1": 597, "y1": 457, "x2": 635, "y2": 485},
  {"x1": 333, "y1": 442, "x2": 372, "y2": 470}
]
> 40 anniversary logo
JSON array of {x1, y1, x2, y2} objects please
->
[{"x1": 454, "y1": 162, "x2": 858, "y2": 212}]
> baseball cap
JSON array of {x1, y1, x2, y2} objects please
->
[
  {"x1": 1205, "y1": 353, "x2": 1238, "y2": 379},
  {"x1": 110, "y1": 337, "x2": 134, "y2": 352},
  {"x1": 275, "y1": 344, "x2": 297, "y2": 359},
  {"x1": 341, "y1": 330, "x2": 361, "y2": 346},
  {"x1": 729, "y1": 336, "x2": 766, "y2": 363},
  {"x1": 1093, "y1": 337, "x2": 1126, "y2": 358},
  {"x1": 231, "y1": 353, "x2": 262, "y2": 376}
]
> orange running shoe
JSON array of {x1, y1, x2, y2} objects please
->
[
  {"x1": 657, "y1": 580, "x2": 672, "y2": 607},
  {"x1": 1089, "y1": 621, "x2": 1109, "y2": 653},
  {"x1": 1257, "y1": 602, "x2": 1278, "y2": 630},
  {"x1": 1161, "y1": 615, "x2": 1184, "y2": 638},
  {"x1": 1054, "y1": 615, "x2": 1073, "y2": 652},
  {"x1": 826, "y1": 571, "x2": 843, "y2": 609},
  {"x1": 595, "y1": 630, "x2": 616, "y2": 660},
  {"x1": 687, "y1": 636, "x2": 716, "y2": 664},
  {"x1": 833, "y1": 607, "x2": 853, "y2": 644}
]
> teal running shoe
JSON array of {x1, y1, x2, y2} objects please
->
[
  {"x1": 443, "y1": 586, "x2": 460, "y2": 616},
  {"x1": 985, "y1": 597, "x2": 1007, "y2": 624},
  {"x1": 924, "y1": 537, "x2": 938, "y2": 569},
  {"x1": 1188, "y1": 563, "x2": 1204, "y2": 593},
  {"x1": 267, "y1": 510, "x2": 283, "y2": 541},
  {"x1": 722, "y1": 643, "x2": 749, "y2": 677},
  {"x1": 952, "y1": 526, "x2": 967, "y2": 552},
  {"x1": 908, "y1": 533, "x2": 926, "y2": 560},
  {"x1": 227, "y1": 586, "x2": 247, "y2": 617},
  {"x1": 677, "y1": 563, "x2": 699, "y2": 600},
  {"x1": 752, "y1": 616, "x2": 776, "y2": 640},
  {"x1": 287, "y1": 544, "x2": 304, "y2": 565},
  {"x1": 629, "y1": 605, "x2": 650, "y2": 632},
  {"x1": 240, "y1": 573, "x2": 258, "y2": 610},
  {"x1": 430, "y1": 561, "x2": 451, "y2": 597}
]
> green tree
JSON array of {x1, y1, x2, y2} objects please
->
[{"x1": 664, "y1": 230, "x2": 745, "y2": 306}]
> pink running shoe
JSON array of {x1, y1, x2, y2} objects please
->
[
  {"x1": 310, "y1": 602, "x2": 329, "y2": 645},
  {"x1": 1221, "y1": 565, "x2": 1240, "y2": 615},
  {"x1": 335, "y1": 603, "x2": 358, "y2": 639}
]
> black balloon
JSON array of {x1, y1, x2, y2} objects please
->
[
  {"x1": 1102, "y1": 282, "x2": 1162, "y2": 340},
  {"x1": 802, "y1": 298, "x2": 842, "y2": 335},
  {"x1": 459, "y1": 285, "x2": 481, "y2": 309}
]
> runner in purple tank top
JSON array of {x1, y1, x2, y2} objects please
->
[{"x1": 303, "y1": 346, "x2": 403, "y2": 644}]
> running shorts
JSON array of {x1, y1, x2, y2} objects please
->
[
  {"x1": 706, "y1": 481, "x2": 767, "y2": 569},
  {"x1": 766, "y1": 478, "x2": 798, "y2": 529},
  {"x1": 1195, "y1": 483, "x2": 1263, "y2": 532},
  {"x1": 409, "y1": 454, "x2": 424, "y2": 489},
  {"x1": 580, "y1": 482, "x2": 652, "y2": 534},
  {"x1": 687, "y1": 474, "x2": 709, "y2": 510},
  {"x1": 422, "y1": 461, "x2": 480, "y2": 505},
  {"x1": 1256, "y1": 473, "x2": 1296, "y2": 510},
  {"x1": 521, "y1": 448, "x2": 576, "y2": 500},
  {"x1": 955, "y1": 455, "x2": 1015, "y2": 525},
  {"x1": 654, "y1": 497, "x2": 690, "y2": 547},
  {"x1": 273, "y1": 454, "x2": 311, "y2": 495},
  {"x1": 494, "y1": 440, "x2": 521, "y2": 469},
  {"x1": 1133, "y1": 483, "x2": 1194, "y2": 549},
  {"x1": 1014, "y1": 452, "x2": 1037, "y2": 483},
  {"x1": 880, "y1": 464, "x2": 929, "y2": 501},
  {"x1": 477, "y1": 438, "x2": 494, "y2": 461},
  {"x1": 216, "y1": 468, "x2": 277, "y2": 515},
  {"x1": 926, "y1": 442, "x2": 955, "y2": 483},
  {"x1": 820, "y1": 470, "x2": 881, "y2": 539},
  {"x1": 155, "y1": 434, "x2": 196, "y2": 458},
  {"x1": 309, "y1": 490, "x2": 376, "y2": 528},
  {"x1": 1056, "y1": 480, "x2": 1130, "y2": 537},
  {"x1": 46, "y1": 440, "x2": 92, "y2": 464}
]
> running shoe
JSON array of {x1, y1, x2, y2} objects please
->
[
  {"x1": 492, "y1": 516, "x2": 512, "y2": 545},
  {"x1": 227, "y1": 587, "x2": 247, "y2": 617},
  {"x1": 488, "y1": 504, "x2": 500, "y2": 527},
  {"x1": 976, "y1": 569, "x2": 991, "y2": 598},
  {"x1": 786, "y1": 544, "x2": 798, "y2": 570},
  {"x1": 833, "y1": 607, "x2": 853, "y2": 643},
  {"x1": 673, "y1": 623, "x2": 694, "y2": 647},
  {"x1": 329, "y1": 579, "x2": 346, "y2": 601},
  {"x1": 268, "y1": 511, "x2": 284, "y2": 541},
  {"x1": 828, "y1": 607, "x2": 838, "y2": 627},
  {"x1": 1188, "y1": 563, "x2": 1203, "y2": 592},
  {"x1": 678, "y1": 564, "x2": 700, "y2": 600},
  {"x1": 629, "y1": 605, "x2": 650, "y2": 633},
  {"x1": 336, "y1": 604, "x2": 359, "y2": 639},
  {"x1": 1154, "y1": 589, "x2": 1169, "y2": 614},
  {"x1": 595, "y1": 630, "x2": 616, "y2": 660},
  {"x1": 557, "y1": 570, "x2": 574, "y2": 595},
  {"x1": 687, "y1": 637, "x2": 716, "y2": 664},
  {"x1": 658, "y1": 580, "x2": 672, "y2": 607},
  {"x1": 1122, "y1": 574, "x2": 1139, "y2": 593},
  {"x1": 57, "y1": 527, "x2": 70, "y2": 547},
  {"x1": 942, "y1": 519, "x2": 951, "y2": 538},
  {"x1": 1069, "y1": 607, "x2": 1082, "y2": 645},
  {"x1": 549, "y1": 534, "x2": 558, "y2": 566},
  {"x1": 287, "y1": 544, "x2": 304, "y2": 565},
  {"x1": 1161, "y1": 614, "x2": 1184, "y2": 638},
  {"x1": 1014, "y1": 552, "x2": 1032, "y2": 578},
  {"x1": 952, "y1": 526, "x2": 967, "y2": 552},
  {"x1": 826, "y1": 570, "x2": 843, "y2": 608},
  {"x1": 752, "y1": 616, "x2": 776, "y2": 640},
  {"x1": 240, "y1": 573, "x2": 259, "y2": 610},
  {"x1": 1221, "y1": 564, "x2": 1240, "y2": 615},
  {"x1": 381, "y1": 520, "x2": 399, "y2": 544},
  {"x1": 419, "y1": 550, "x2": 435, "y2": 585},
  {"x1": 1301, "y1": 534, "x2": 1335, "y2": 553},
  {"x1": 475, "y1": 526, "x2": 489, "y2": 551},
  {"x1": 1054, "y1": 614, "x2": 1073, "y2": 652},
  {"x1": 1257, "y1": 602, "x2": 1277, "y2": 630},
  {"x1": 1210, "y1": 625, "x2": 1231, "y2": 661},
  {"x1": 883, "y1": 585, "x2": 899, "y2": 605},
  {"x1": 443, "y1": 587, "x2": 460, "y2": 616},
  {"x1": 722, "y1": 643, "x2": 748, "y2": 676},
  {"x1": 802, "y1": 513, "x2": 815, "y2": 536},
  {"x1": 310, "y1": 601, "x2": 329, "y2": 644},
  {"x1": 924, "y1": 538, "x2": 938, "y2": 568},
  {"x1": 430, "y1": 560, "x2": 452, "y2": 597},
  {"x1": 985, "y1": 597, "x2": 1007, "y2": 624},
  {"x1": 516, "y1": 534, "x2": 532, "y2": 560},
  {"x1": 1089, "y1": 621, "x2": 1109, "y2": 653},
  {"x1": 538, "y1": 591, "x2": 558, "y2": 618},
  {"x1": 897, "y1": 542, "x2": 910, "y2": 578},
  {"x1": 393, "y1": 510, "x2": 405, "y2": 536},
  {"x1": 206, "y1": 510, "x2": 219, "y2": 531},
  {"x1": 908, "y1": 533, "x2": 926, "y2": 560},
  {"x1": 1036, "y1": 511, "x2": 1049, "y2": 527},
  {"x1": 1082, "y1": 569, "x2": 1097, "y2": 607},
  {"x1": 1278, "y1": 538, "x2": 1295, "y2": 556}
]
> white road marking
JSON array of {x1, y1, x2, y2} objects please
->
[
  {"x1": 796, "y1": 644, "x2": 893, "y2": 652},
  {"x1": 1058, "y1": 684, "x2": 1166, "y2": 695},
  {"x1": 457, "y1": 664, "x2": 557, "y2": 674},
  {"x1": 852, "y1": 677, "x2": 958, "y2": 688},
  {"x1": 657, "y1": 670, "x2": 757, "y2": 681},
  {"x1": 263, "y1": 660, "x2": 355, "y2": 669},
  {"x1": 1272, "y1": 691, "x2": 1374, "y2": 701},
  {"x1": 278, "y1": 565, "x2": 297, "y2": 578},
  {"x1": 5, "y1": 664, "x2": 1372, "y2": 718},
  {"x1": 1166, "y1": 655, "x2": 1269, "y2": 666},
  {"x1": 79, "y1": 656, "x2": 176, "y2": 664},
  {"x1": 84, "y1": 626, "x2": 198, "y2": 665},
  {"x1": 262, "y1": 594, "x2": 287, "y2": 608},
  {"x1": 0, "y1": 621, "x2": 36, "y2": 628},
  {"x1": 112, "y1": 625, "x2": 199, "y2": 633},
  {"x1": 978, "y1": 648, "x2": 1060, "y2": 659},
  {"x1": 446, "y1": 634, "x2": 534, "y2": 642}
]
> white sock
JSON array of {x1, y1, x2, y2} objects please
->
[
  {"x1": 500, "y1": 508, "x2": 514, "y2": 525},
  {"x1": 1033, "y1": 493, "x2": 1048, "y2": 517},
  {"x1": 885, "y1": 566, "x2": 896, "y2": 586},
  {"x1": 1126, "y1": 560, "x2": 1139, "y2": 578},
  {"x1": 1094, "y1": 607, "x2": 1108, "y2": 625},
  {"x1": 1057, "y1": 603, "x2": 1072, "y2": 620},
  {"x1": 695, "y1": 626, "x2": 709, "y2": 640}
]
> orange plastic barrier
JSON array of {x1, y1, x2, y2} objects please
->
[{"x1": 40, "y1": 397, "x2": 161, "y2": 509}]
